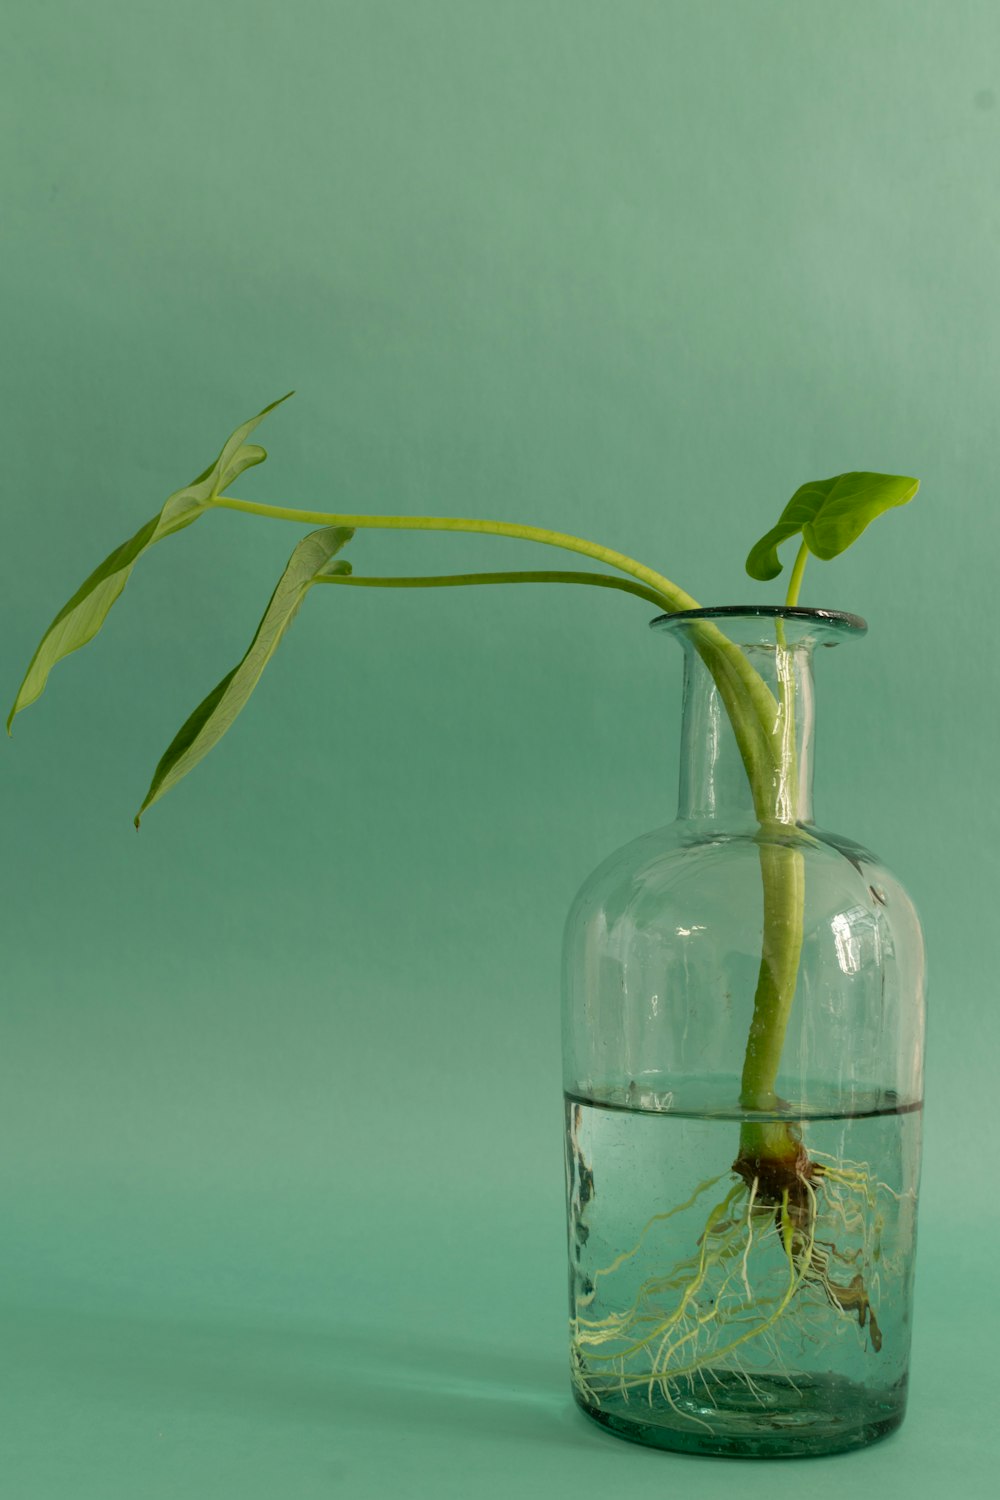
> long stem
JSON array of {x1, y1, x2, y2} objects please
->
[
  {"x1": 738, "y1": 544, "x2": 811, "y2": 1126},
  {"x1": 219, "y1": 494, "x2": 786, "y2": 802},
  {"x1": 320, "y1": 568, "x2": 785, "y2": 811},
  {"x1": 217, "y1": 497, "x2": 695, "y2": 613},
  {"x1": 739, "y1": 844, "x2": 807, "y2": 1112},
  {"x1": 333, "y1": 573, "x2": 806, "y2": 1138},
  {"x1": 315, "y1": 568, "x2": 669, "y2": 607},
  {"x1": 736, "y1": 608, "x2": 806, "y2": 1157},
  {"x1": 220, "y1": 493, "x2": 803, "y2": 1155}
]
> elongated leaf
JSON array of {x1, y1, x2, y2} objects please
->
[
  {"x1": 135, "y1": 526, "x2": 354, "y2": 826},
  {"x1": 8, "y1": 393, "x2": 293, "y2": 730},
  {"x1": 746, "y1": 471, "x2": 919, "y2": 581}
]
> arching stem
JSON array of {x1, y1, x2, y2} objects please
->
[{"x1": 223, "y1": 495, "x2": 805, "y2": 1169}]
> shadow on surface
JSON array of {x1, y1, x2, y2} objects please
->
[{"x1": 0, "y1": 1302, "x2": 590, "y2": 1450}]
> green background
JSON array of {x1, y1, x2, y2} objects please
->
[{"x1": 2, "y1": 1, "x2": 996, "y2": 1494}]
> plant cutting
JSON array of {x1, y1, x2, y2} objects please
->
[{"x1": 9, "y1": 396, "x2": 925, "y2": 1459}]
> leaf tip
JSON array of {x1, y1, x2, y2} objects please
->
[
  {"x1": 745, "y1": 557, "x2": 781, "y2": 582},
  {"x1": 744, "y1": 530, "x2": 785, "y2": 582}
]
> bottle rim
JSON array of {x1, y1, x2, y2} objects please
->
[{"x1": 650, "y1": 604, "x2": 867, "y2": 637}]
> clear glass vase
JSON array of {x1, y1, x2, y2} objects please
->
[{"x1": 562, "y1": 607, "x2": 925, "y2": 1459}]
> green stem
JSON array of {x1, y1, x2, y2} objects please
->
[
  {"x1": 221, "y1": 493, "x2": 803, "y2": 1157},
  {"x1": 784, "y1": 540, "x2": 809, "y2": 608},
  {"x1": 738, "y1": 843, "x2": 807, "y2": 1111},
  {"x1": 737, "y1": 614, "x2": 806, "y2": 1160},
  {"x1": 220, "y1": 494, "x2": 785, "y2": 803},
  {"x1": 688, "y1": 629, "x2": 782, "y2": 819},
  {"x1": 327, "y1": 575, "x2": 805, "y2": 1145},
  {"x1": 218, "y1": 497, "x2": 694, "y2": 613},
  {"x1": 315, "y1": 568, "x2": 669, "y2": 608}
]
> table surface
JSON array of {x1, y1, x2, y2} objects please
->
[{"x1": 2, "y1": 1175, "x2": 994, "y2": 1500}]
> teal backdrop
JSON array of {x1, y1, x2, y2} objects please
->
[{"x1": 1, "y1": 2, "x2": 996, "y2": 1495}]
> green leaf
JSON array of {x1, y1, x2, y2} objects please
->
[
  {"x1": 135, "y1": 525, "x2": 354, "y2": 826},
  {"x1": 7, "y1": 393, "x2": 294, "y2": 731},
  {"x1": 746, "y1": 471, "x2": 919, "y2": 581}
]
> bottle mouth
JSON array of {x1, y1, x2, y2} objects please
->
[{"x1": 650, "y1": 605, "x2": 867, "y2": 645}]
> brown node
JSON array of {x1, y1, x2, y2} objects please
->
[{"x1": 731, "y1": 1140, "x2": 816, "y2": 1208}]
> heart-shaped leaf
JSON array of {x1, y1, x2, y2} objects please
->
[
  {"x1": 135, "y1": 525, "x2": 354, "y2": 825},
  {"x1": 746, "y1": 471, "x2": 919, "y2": 581},
  {"x1": 8, "y1": 393, "x2": 293, "y2": 730}
]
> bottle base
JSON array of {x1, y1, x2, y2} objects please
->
[{"x1": 573, "y1": 1372, "x2": 907, "y2": 1459}]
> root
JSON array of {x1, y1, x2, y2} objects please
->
[{"x1": 571, "y1": 1147, "x2": 897, "y2": 1413}]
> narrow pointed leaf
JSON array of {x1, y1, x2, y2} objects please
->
[
  {"x1": 135, "y1": 526, "x2": 354, "y2": 825},
  {"x1": 746, "y1": 471, "x2": 919, "y2": 581},
  {"x1": 8, "y1": 392, "x2": 293, "y2": 730}
]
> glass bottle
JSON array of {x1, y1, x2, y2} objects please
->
[{"x1": 562, "y1": 607, "x2": 925, "y2": 1458}]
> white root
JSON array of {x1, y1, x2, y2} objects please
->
[{"x1": 572, "y1": 1157, "x2": 903, "y2": 1419}]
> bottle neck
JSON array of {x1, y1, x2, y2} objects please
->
[{"x1": 676, "y1": 639, "x2": 817, "y2": 827}]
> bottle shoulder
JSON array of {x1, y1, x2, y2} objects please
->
[{"x1": 565, "y1": 819, "x2": 921, "y2": 938}]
